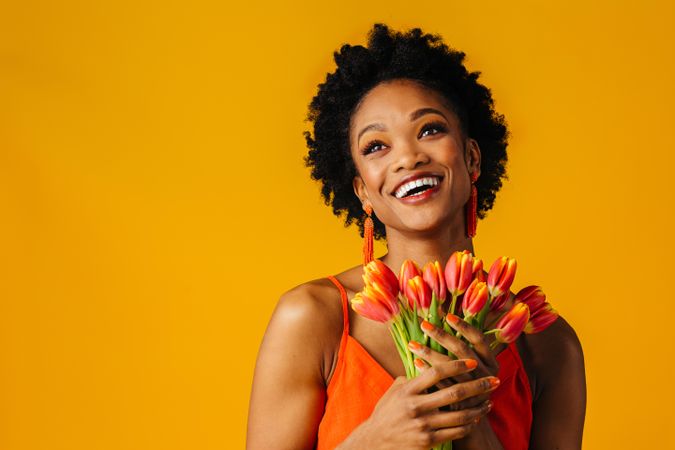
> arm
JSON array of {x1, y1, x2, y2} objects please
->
[
  {"x1": 528, "y1": 316, "x2": 586, "y2": 449},
  {"x1": 246, "y1": 285, "x2": 335, "y2": 450}
]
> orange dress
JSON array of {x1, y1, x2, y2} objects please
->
[{"x1": 315, "y1": 275, "x2": 533, "y2": 450}]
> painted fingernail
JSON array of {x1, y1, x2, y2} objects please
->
[
  {"x1": 408, "y1": 340, "x2": 423, "y2": 352},
  {"x1": 486, "y1": 400, "x2": 493, "y2": 411},
  {"x1": 445, "y1": 313, "x2": 460, "y2": 324},
  {"x1": 464, "y1": 359, "x2": 478, "y2": 369},
  {"x1": 420, "y1": 320, "x2": 434, "y2": 332},
  {"x1": 414, "y1": 358, "x2": 426, "y2": 370},
  {"x1": 473, "y1": 417, "x2": 481, "y2": 424},
  {"x1": 488, "y1": 377, "x2": 500, "y2": 388}
]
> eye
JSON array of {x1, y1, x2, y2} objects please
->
[
  {"x1": 361, "y1": 140, "x2": 386, "y2": 155},
  {"x1": 419, "y1": 121, "x2": 447, "y2": 138}
]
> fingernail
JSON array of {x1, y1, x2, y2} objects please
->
[
  {"x1": 414, "y1": 358, "x2": 426, "y2": 370},
  {"x1": 488, "y1": 377, "x2": 500, "y2": 388},
  {"x1": 473, "y1": 417, "x2": 481, "y2": 424},
  {"x1": 445, "y1": 313, "x2": 459, "y2": 324},
  {"x1": 465, "y1": 359, "x2": 478, "y2": 369},
  {"x1": 486, "y1": 400, "x2": 493, "y2": 411},
  {"x1": 420, "y1": 320, "x2": 434, "y2": 332},
  {"x1": 408, "y1": 340, "x2": 423, "y2": 351}
]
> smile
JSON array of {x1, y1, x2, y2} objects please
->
[{"x1": 393, "y1": 176, "x2": 442, "y2": 199}]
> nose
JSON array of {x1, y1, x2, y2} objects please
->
[{"x1": 393, "y1": 140, "x2": 430, "y2": 172}]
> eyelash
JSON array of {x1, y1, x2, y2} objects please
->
[{"x1": 361, "y1": 121, "x2": 448, "y2": 155}]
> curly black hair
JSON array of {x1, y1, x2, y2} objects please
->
[{"x1": 303, "y1": 23, "x2": 509, "y2": 241}]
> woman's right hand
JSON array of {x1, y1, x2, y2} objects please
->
[{"x1": 342, "y1": 358, "x2": 499, "y2": 450}]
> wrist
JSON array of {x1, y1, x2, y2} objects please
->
[{"x1": 335, "y1": 418, "x2": 377, "y2": 450}]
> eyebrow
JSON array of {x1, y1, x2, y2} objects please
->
[{"x1": 356, "y1": 107, "x2": 448, "y2": 145}]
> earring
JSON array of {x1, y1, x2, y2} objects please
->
[
  {"x1": 362, "y1": 204, "x2": 374, "y2": 266},
  {"x1": 466, "y1": 172, "x2": 478, "y2": 238}
]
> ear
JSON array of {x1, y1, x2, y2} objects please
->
[
  {"x1": 465, "y1": 137, "x2": 482, "y2": 178},
  {"x1": 352, "y1": 175, "x2": 369, "y2": 207}
]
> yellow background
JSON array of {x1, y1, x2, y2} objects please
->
[{"x1": 1, "y1": 1, "x2": 674, "y2": 448}]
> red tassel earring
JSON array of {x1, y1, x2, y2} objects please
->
[
  {"x1": 466, "y1": 172, "x2": 478, "y2": 238},
  {"x1": 362, "y1": 204, "x2": 374, "y2": 266}
]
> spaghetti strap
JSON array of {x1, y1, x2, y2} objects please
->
[{"x1": 326, "y1": 275, "x2": 349, "y2": 337}]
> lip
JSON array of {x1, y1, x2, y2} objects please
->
[{"x1": 391, "y1": 171, "x2": 444, "y2": 196}]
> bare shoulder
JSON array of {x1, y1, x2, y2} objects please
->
[
  {"x1": 267, "y1": 278, "x2": 344, "y2": 381},
  {"x1": 520, "y1": 314, "x2": 586, "y2": 401}
]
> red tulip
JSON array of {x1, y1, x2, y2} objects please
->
[
  {"x1": 462, "y1": 279, "x2": 488, "y2": 319},
  {"x1": 405, "y1": 275, "x2": 432, "y2": 314},
  {"x1": 487, "y1": 256, "x2": 517, "y2": 298},
  {"x1": 351, "y1": 283, "x2": 400, "y2": 323},
  {"x1": 362, "y1": 259, "x2": 400, "y2": 300},
  {"x1": 492, "y1": 302, "x2": 530, "y2": 345},
  {"x1": 524, "y1": 303, "x2": 559, "y2": 334},
  {"x1": 399, "y1": 259, "x2": 422, "y2": 295},
  {"x1": 445, "y1": 250, "x2": 474, "y2": 296},
  {"x1": 472, "y1": 258, "x2": 485, "y2": 282},
  {"x1": 422, "y1": 261, "x2": 447, "y2": 303},
  {"x1": 514, "y1": 285, "x2": 546, "y2": 313},
  {"x1": 490, "y1": 292, "x2": 510, "y2": 312}
]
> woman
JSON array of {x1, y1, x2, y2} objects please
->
[{"x1": 247, "y1": 24, "x2": 586, "y2": 450}]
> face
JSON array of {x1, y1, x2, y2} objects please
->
[{"x1": 350, "y1": 78, "x2": 481, "y2": 237}]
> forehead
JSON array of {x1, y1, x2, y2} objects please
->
[{"x1": 350, "y1": 79, "x2": 454, "y2": 130}]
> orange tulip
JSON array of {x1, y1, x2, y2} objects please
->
[
  {"x1": 487, "y1": 256, "x2": 517, "y2": 298},
  {"x1": 472, "y1": 258, "x2": 485, "y2": 282},
  {"x1": 462, "y1": 279, "x2": 488, "y2": 319},
  {"x1": 351, "y1": 284, "x2": 400, "y2": 323},
  {"x1": 405, "y1": 275, "x2": 432, "y2": 314},
  {"x1": 422, "y1": 261, "x2": 447, "y2": 303},
  {"x1": 363, "y1": 259, "x2": 400, "y2": 300},
  {"x1": 399, "y1": 259, "x2": 422, "y2": 294},
  {"x1": 492, "y1": 302, "x2": 530, "y2": 345},
  {"x1": 524, "y1": 303, "x2": 559, "y2": 334},
  {"x1": 445, "y1": 250, "x2": 474, "y2": 296}
]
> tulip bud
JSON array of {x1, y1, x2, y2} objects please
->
[
  {"x1": 490, "y1": 291, "x2": 510, "y2": 313},
  {"x1": 405, "y1": 275, "x2": 432, "y2": 315},
  {"x1": 487, "y1": 256, "x2": 517, "y2": 298},
  {"x1": 422, "y1": 261, "x2": 447, "y2": 304},
  {"x1": 472, "y1": 258, "x2": 485, "y2": 282},
  {"x1": 514, "y1": 285, "x2": 546, "y2": 313},
  {"x1": 399, "y1": 259, "x2": 422, "y2": 295},
  {"x1": 524, "y1": 303, "x2": 559, "y2": 334},
  {"x1": 351, "y1": 283, "x2": 400, "y2": 323},
  {"x1": 462, "y1": 279, "x2": 488, "y2": 319},
  {"x1": 445, "y1": 250, "x2": 475, "y2": 297},
  {"x1": 492, "y1": 302, "x2": 530, "y2": 345},
  {"x1": 363, "y1": 259, "x2": 400, "y2": 300}
]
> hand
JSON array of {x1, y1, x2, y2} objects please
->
[
  {"x1": 409, "y1": 315, "x2": 500, "y2": 411},
  {"x1": 345, "y1": 359, "x2": 499, "y2": 450}
]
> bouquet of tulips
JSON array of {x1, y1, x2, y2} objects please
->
[{"x1": 350, "y1": 251, "x2": 558, "y2": 450}]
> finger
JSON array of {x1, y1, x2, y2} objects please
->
[
  {"x1": 414, "y1": 357, "x2": 455, "y2": 390},
  {"x1": 427, "y1": 423, "x2": 477, "y2": 446},
  {"x1": 406, "y1": 358, "x2": 478, "y2": 394},
  {"x1": 408, "y1": 340, "x2": 460, "y2": 367},
  {"x1": 423, "y1": 399, "x2": 493, "y2": 429},
  {"x1": 445, "y1": 313, "x2": 498, "y2": 372},
  {"x1": 418, "y1": 376, "x2": 500, "y2": 411},
  {"x1": 442, "y1": 393, "x2": 490, "y2": 411},
  {"x1": 420, "y1": 320, "x2": 476, "y2": 364}
]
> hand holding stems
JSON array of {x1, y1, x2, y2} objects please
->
[{"x1": 339, "y1": 358, "x2": 499, "y2": 450}]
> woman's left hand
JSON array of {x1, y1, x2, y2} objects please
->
[{"x1": 409, "y1": 314, "x2": 500, "y2": 410}]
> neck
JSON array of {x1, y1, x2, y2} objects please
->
[{"x1": 378, "y1": 214, "x2": 475, "y2": 273}]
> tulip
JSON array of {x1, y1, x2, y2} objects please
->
[
  {"x1": 489, "y1": 302, "x2": 530, "y2": 347},
  {"x1": 351, "y1": 282, "x2": 400, "y2": 323},
  {"x1": 514, "y1": 285, "x2": 546, "y2": 313},
  {"x1": 399, "y1": 259, "x2": 422, "y2": 295},
  {"x1": 490, "y1": 291, "x2": 510, "y2": 313},
  {"x1": 423, "y1": 261, "x2": 447, "y2": 304},
  {"x1": 462, "y1": 279, "x2": 488, "y2": 320},
  {"x1": 363, "y1": 259, "x2": 400, "y2": 300},
  {"x1": 445, "y1": 250, "x2": 475, "y2": 296},
  {"x1": 472, "y1": 258, "x2": 486, "y2": 282},
  {"x1": 524, "y1": 303, "x2": 559, "y2": 334},
  {"x1": 405, "y1": 275, "x2": 432, "y2": 316},
  {"x1": 487, "y1": 256, "x2": 517, "y2": 299}
]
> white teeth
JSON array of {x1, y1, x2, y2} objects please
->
[{"x1": 394, "y1": 177, "x2": 440, "y2": 199}]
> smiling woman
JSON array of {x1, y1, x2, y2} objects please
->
[{"x1": 246, "y1": 23, "x2": 585, "y2": 450}]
